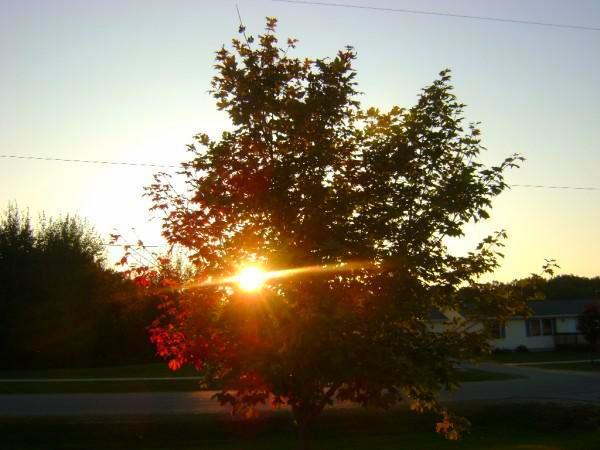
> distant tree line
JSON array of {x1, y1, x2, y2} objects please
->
[
  {"x1": 0, "y1": 201, "x2": 597, "y2": 371},
  {"x1": 0, "y1": 204, "x2": 157, "y2": 369},
  {"x1": 542, "y1": 275, "x2": 600, "y2": 301},
  {"x1": 463, "y1": 273, "x2": 600, "y2": 303}
]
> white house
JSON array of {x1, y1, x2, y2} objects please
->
[
  {"x1": 490, "y1": 299, "x2": 600, "y2": 351},
  {"x1": 429, "y1": 299, "x2": 599, "y2": 351}
]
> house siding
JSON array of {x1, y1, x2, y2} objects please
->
[
  {"x1": 491, "y1": 318, "x2": 555, "y2": 350},
  {"x1": 555, "y1": 317, "x2": 578, "y2": 333},
  {"x1": 432, "y1": 301, "x2": 591, "y2": 351}
]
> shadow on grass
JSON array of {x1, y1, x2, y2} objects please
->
[{"x1": 2, "y1": 403, "x2": 599, "y2": 450}]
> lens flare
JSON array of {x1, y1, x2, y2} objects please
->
[
  {"x1": 236, "y1": 266, "x2": 267, "y2": 292},
  {"x1": 176, "y1": 260, "x2": 380, "y2": 293}
]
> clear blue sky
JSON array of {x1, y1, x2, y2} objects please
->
[{"x1": 1, "y1": 0, "x2": 599, "y2": 280}]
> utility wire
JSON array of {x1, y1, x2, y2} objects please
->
[
  {"x1": 273, "y1": 0, "x2": 600, "y2": 32},
  {"x1": 1, "y1": 154, "x2": 598, "y2": 192},
  {"x1": 0, "y1": 154, "x2": 178, "y2": 169},
  {"x1": 511, "y1": 184, "x2": 600, "y2": 191},
  {"x1": 101, "y1": 243, "x2": 165, "y2": 248}
]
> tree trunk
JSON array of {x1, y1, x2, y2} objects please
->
[
  {"x1": 292, "y1": 389, "x2": 337, "y2": 450},
  {"x1": 293, "y1": 405, "x2": 316, "y2": 450},
  {"x1": 297, "y1": 420, "x2": 312, "y2": 450}
]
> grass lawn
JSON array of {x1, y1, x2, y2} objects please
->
[
  {"x1": 531, "y1": 361, "x2": 600, "y2": 372},
  {"x1": 489, "y1": 350, "x2": 597, "y2": 364},
  {"x1": 0, "y1": 363, "x2": 201, "y2": 394},
  {"x1": 0, "y1": 363, "x2": 199, "y2": 379},
  {"x1": 0, "y1": 365, "x2": 520, "y2": 394},
  {"x1": 0, "y1": 379, "x2": 205, "y2": 394},
  {"x1": 1, "y1": 403, "x2": 598, "y2": 449}
]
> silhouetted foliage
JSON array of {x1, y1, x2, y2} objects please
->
[
  {"x1": 545, "y1": 275, "x2": 600, "y2": 300},
  {"x1": 143, "y1": 19, "x2": 532, "y2": 447},
  {"x1": 578, "y1": 304, "x2": 600, "y2": 351},
  {"x1": 0, "y1": 204, "x2": 155, "y2": 369},
  {"x1": 481, "y1": 274, "x2": 600, "y2": 303}
]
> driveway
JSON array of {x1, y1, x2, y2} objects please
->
[{"x1": 1, "y1": 363, "x2": 599, "y2": 416}]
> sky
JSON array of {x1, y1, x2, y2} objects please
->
[{"x1": 1, "y1": 0, "x2": 599, "y2": 281}]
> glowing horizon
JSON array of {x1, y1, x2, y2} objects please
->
[{"x1": 180, "y1": 260, "x2": 381, "y2": 292}]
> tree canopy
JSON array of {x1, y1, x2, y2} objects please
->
[
  {"x1": 545, "y1": 275, "x2": 600, "y2": 300},
  {"x1": 145, "y1": 19, "x2": 530, "y2": 446},
  {"x1": 0, "y1": 204, "x2": 155, "y2": 369},
  {"x1": 578, "y1": 304, "x2": 600, "y2": 349}
]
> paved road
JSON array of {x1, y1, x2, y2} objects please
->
[
  {"x1": 1, "y1": 364, "x2": 599, "y2": 416},
  {"x1": 445, "y1": 362, "x2": 600, "y2": 404}
]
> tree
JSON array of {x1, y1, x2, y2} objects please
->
[
  {"x1": 0, "y1": 204, "x2": 36, "y2": 316},
  {"x1": 0, "y1": 205, "x2": 156, "y2": 369},
  {"x1": 545, "y1": 275, "x2": 600, "y2": 300},
  {"x1": 470, "y1": 274, "x2": 600, "y2": 303},
  {"x1": 578, "y1": 304, "x2": 600, "y2": 362},
  {"x1": 145, "y1": 19, "x2": 528, "y2": 447}
]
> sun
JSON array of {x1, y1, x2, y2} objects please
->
[{"x1": 236, "y1": 266, "x2": 267, "y2": 292}]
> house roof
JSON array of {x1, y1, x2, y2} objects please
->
[
  {"x1": 430, "y1": 299, "x2": 599, "y2": 322},
  {"x1": 429, "y1": 310, "x2": 448, "y2": 321},
  {"x1": 528, "y1": 299, "x2": 600, "y2": 317}
]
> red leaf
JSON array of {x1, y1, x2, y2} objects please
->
[{"x1": 168, "y1": 359, "x2": 182, "y2": 371}]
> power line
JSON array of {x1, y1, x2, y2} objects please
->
[
  {"x1": 273, "y1": 0, "x2": 600, "y2": 32},
  {"x1": 0, "y1": 154, "x2": 178, "y2": 169},
  {"x1": 511, "y1": 184, "x2": 600, "y2": 192},
  {"x1": 101, "y1": 243, "x2": 165, "y2": 248},
  {"x1": 1, "y1": 154, "x2": 598, "y2": 192}
]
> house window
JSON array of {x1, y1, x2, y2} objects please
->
[
  {"x1": 527, "y1": 319, "x2": 541, "y2": 336},
  {"x1": 491, "y1": 323, "x2": 506, "y2": 339},
  {"x1": 526, "y1": 318, "x2": 554, "y2": 337},
  {"x1": 542, "y1": 318, "x2": 553, "y2": 335}
]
